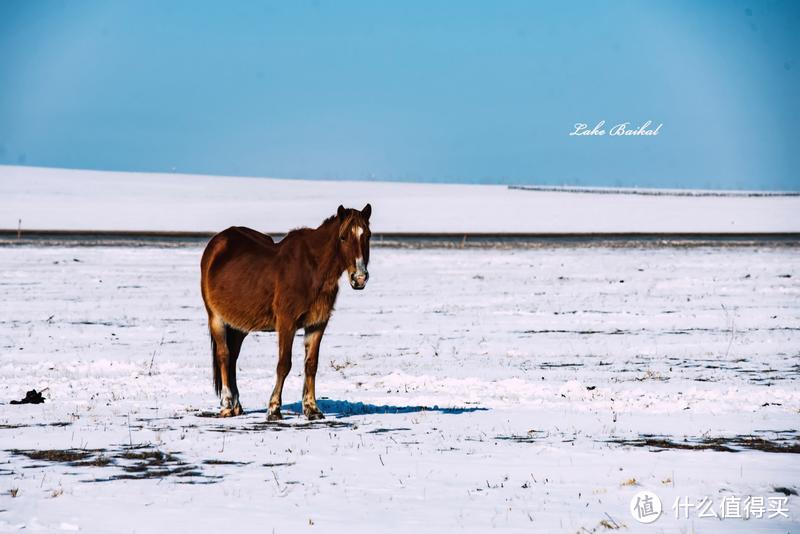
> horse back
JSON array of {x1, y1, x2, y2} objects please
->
[{"x1": 228, "y1": 226, "x2": 275, "y2": 247}]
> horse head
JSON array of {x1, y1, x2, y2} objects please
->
[{"x1": 336, "y1": 203, "x2": 372, "y2": 290}]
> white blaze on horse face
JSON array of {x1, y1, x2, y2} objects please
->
[
  {"x1": 352, "y1": 226, "x2": 366, "y2": 271},
  {"x1": 355, "y1": 257, "x2": 366, "y2": 274}
]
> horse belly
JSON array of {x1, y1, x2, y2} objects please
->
[
  {"x1": 214, "y1": 294, "x2": 275, "y2": 332},
  {"x1": 203, "y1": 271, "x2": 276, "y2": 332}
]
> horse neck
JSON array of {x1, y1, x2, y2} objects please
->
[{"x1": 307, "y1": 219, "x2": 345, "y2": 290}]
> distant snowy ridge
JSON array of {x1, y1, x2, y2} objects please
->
[
  {"x1": 509, "y1": 185, "x2": 800, "y2": 197},
  {"x1": 2, "y1": 165, "x2": 799, "y2": 233}
]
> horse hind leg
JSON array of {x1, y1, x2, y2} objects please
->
[
  {"x1": 209, "y1": 315, "x2": 241, "y2": 417},
  {"x1": 226, "y1": 326, "x2": 247, "y2": 416}
]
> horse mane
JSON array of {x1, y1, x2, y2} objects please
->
[
  {"x1": 282, "y1": 209, "x2": 365, "y2": 241},
  {"x1": 281, "y1": 215, "x2": 335, "y2": 242}
]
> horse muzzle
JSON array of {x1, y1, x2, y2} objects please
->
[{"x1": 350, "y1": 270, "x2": 369, "y2": 290}]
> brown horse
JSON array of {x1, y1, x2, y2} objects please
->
[{"x1": 200, "y1": 204, "x2": 372, "y2": 420}]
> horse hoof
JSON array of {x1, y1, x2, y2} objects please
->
[
  {"x1": 218, "y1": 407, "x2": 235, "y2": 418},
  {"x1": 305, "y1": 410, "x2": 325, "y2": 421},
  {"x1": 232, "y1": 404, "x2": 244, "y2": 416},
  {"x1": 267, "y1": 411, "x2": 283, "y2": 422}
]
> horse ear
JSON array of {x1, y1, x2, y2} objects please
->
[
  {"x1": 362, "y1": 203, "x2": 372, "y2": 221},
  {"x1": 337, "y1": 205, "x2": 346, "y2": 221}
]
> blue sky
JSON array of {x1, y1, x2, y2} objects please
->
[{"x1": 0, "y1": 1, "x2": 798, "y2": 190}]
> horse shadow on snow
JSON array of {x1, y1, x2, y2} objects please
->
[
  {"x1": 198, "y1": 399, "x2": 486, "y2": 432},
  {"x1": 281, "y1": 399, "x2": 487, "y2": 418}
]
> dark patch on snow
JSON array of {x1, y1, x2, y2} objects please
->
[
  {"x1": 367, "y1": 427, "x2": 411, "y2": 434},
  {"x1": 495, "y1": 430, "x2": 547, "y2": 443},
  {"x1": 7, "y1": 446, "x2": 220, "y2": 483},
  {"x1": 205, "y1": 417, "x2": 356, "y2": 433},
  {"x1": 71, "y1": 455, "x2": 113, "y2": 467},
  {"x1": 520, "y1": 329, "x2": 628, "y2": 335},
  {"x1": 608, "y1": 433, "x2": 800, "y2": 454},
  {"x1": 10, "y1": 449, "x2": 99, "y2": 463},
  {"x1": 202, "y1": 459, "x2": 251, "y2": 466},
  {"x1": 0, "y1": 421, "x2": 71, "y2": 429},
  {"x1": 9, "y1": 389, "x2": 45, "y2": 405},
  {"x1": 195, "y1": 411, "x2": 222, "y2": 418}
]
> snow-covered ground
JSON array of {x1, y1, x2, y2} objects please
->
[
  {"x1": 0, "y1": 244, "x2": 798, "y2": 532},
  {"x1": 2, "y1": 165, "x2": 799, "y2": 233}
]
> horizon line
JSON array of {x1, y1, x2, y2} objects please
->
[{"x1": 3, "y1": 163, "x2": 799, "y2": 195}]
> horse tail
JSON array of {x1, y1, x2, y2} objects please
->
[{"x1": 211, "y1": 330, "x2": 222, "y2": 396}]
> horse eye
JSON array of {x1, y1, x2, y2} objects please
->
[{"x1": 340, "y1": 235, "x2": 346, "y2": 242}]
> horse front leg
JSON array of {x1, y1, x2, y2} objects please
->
[
  {"x1": 267, "y1": 323, "x2": 296, "y2": 421},
  {"x1": 303, "y1": 322, "x2": 327, "y2": 420}
]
